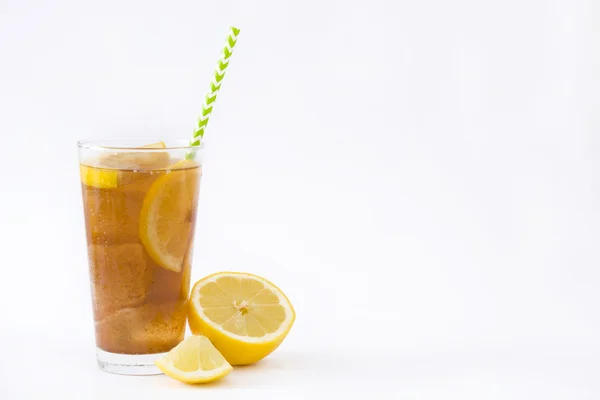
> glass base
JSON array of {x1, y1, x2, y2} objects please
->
[{"x1": 96, "y1": 348, "x2": 166, "y2": 375}]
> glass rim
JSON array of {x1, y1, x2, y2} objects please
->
[{"x1": 77, "y1": 137, "x2": 205, "y2": 151}]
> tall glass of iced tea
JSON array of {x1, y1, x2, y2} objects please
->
[{"x1": 78, "y1": 138, "x2": 204, "y2": 375}]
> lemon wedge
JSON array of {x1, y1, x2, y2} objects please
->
[{"x1": 155, "y1": 335, "x2": 232, "y2": 384}]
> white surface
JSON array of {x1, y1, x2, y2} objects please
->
[{"x1": 1, "y1": 0, "x2": 599, "y2": 398}]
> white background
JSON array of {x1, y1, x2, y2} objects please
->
[{"x1": 1, "y1": 0, "x2": 599, "y2": 398}]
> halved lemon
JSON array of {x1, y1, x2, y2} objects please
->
[
  {"x1": 139, "y1": 159, "x2": 201, "y2": 272},
  {"x1": 188, "y1": 272, "x2": 296, "y2": 365},
  {"x1": 155, "y1": 335, "x2": 232, "y2": 384}
]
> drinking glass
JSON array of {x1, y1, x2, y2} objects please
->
[{"x1": 78, "y1": 138, "x2": 203, "y2": 375}]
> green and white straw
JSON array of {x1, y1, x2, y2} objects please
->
[{"x1": 189, "y1": 26, "x2": 241, "y2": 147}]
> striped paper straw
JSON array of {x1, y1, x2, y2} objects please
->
[{"x1": 189, "y1": 26, "x2": 241, "y2": 147}]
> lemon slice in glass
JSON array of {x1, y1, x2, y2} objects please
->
[{"x1": 139, "y1": 159, "x2": 200, "y2": 272}]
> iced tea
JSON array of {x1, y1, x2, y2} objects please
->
[{"x1": 79, "y1": 141, "x2": 201, "y2": 361}]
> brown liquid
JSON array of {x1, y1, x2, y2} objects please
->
[{"x1": 81, "y1": 164, "x2": 200, "y2": 354}]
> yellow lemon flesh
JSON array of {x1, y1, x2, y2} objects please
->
[
  {"x1": 79, "y1": 165, "x2": 118, "y2": 189},
  {"x1": 139, "y1": 159, "x2": 200, "y2": 272},
  {"x1": 188, "y1": 272, "x2": 295, "y2": 365},
  {"x1": 155, "y1": 335, "x2": 232, "y2": 384}
]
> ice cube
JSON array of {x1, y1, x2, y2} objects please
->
[
  {"x1": 88, "y1": 243, "x2": 152, "y2": 320},
  {"x1": 82, "y1": 181, "x2": 148, "y2": 244},
  {"x1": 95, "y1": 149, "x2": 171, "y2": 170},
  {"x1": 94, "y1": 300, "x2": 187, "y2": 354}
]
